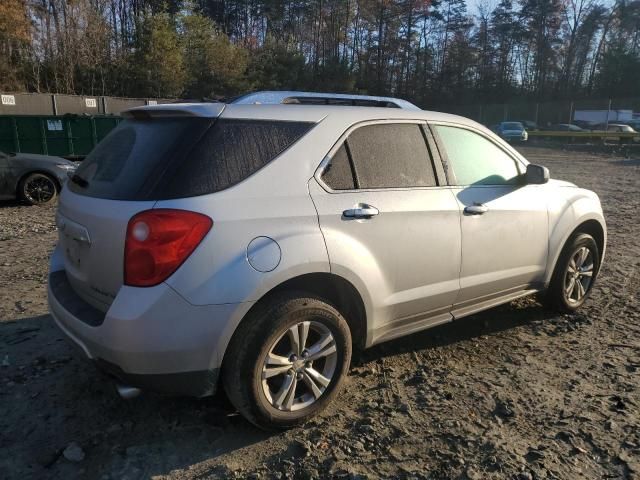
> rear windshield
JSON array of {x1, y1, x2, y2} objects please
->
[{"x1": 69, "y1": 117, "x2": 314, "y2": 200}]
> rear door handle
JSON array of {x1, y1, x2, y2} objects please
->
[
  {"x1": 343, "y1": 204, "x2": 379, "y2": 219},
  {"x1": 464, "y1": 204, "x2": 488, "y2": 215}
]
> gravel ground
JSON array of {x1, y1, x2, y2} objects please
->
[{"x1": 0, "y1": 146, "x2": 639, "y2": 480}]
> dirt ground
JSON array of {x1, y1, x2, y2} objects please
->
[{"x1": 1, "y1": 146, "x2": 639, "y2": 480}]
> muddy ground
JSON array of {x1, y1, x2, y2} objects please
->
[{"x1": 0, "y1": 146, "x2": 639, "y2": 480}]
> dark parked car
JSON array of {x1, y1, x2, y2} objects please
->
[{"x1": 0, "y1": 151, "x2": 77, "y2": 205}]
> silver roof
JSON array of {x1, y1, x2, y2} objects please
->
[{"x1": 231, "y1": 91, "x2": 421, "y2": 111}]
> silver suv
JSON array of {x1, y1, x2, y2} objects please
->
[{"x1": 48, "y1": 91, "x2": 606, "y2": 429}]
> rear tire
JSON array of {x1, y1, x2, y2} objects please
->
[
  {"x1": 19, "y1": 173, "x2": 58, "y2": 205},
  {"x1": 222, "y1": 292, "x2": 352, "y2": 430},
  {"x1": 544, "y1": 233, "x2": 600, "y2": 313}
]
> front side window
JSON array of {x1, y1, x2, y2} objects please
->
[{"x1": 434, "y1": 125, "x2": 521, "y2": 186}]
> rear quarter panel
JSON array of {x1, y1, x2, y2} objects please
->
[
  {"x1": 156, "y1": 173, "x2": 330, "y2": 372},
  {"x1": 157, "y1": 187, "x2": 330, "y2": 306}
]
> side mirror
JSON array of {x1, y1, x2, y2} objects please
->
[{"x1": 525, "y1": 163, "x2": 549, "y2": 184}]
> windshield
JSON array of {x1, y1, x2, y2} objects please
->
[{"x1": 503, "y1": 122, "x2": 523, "y2": 130}]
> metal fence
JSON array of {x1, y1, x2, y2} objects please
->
[
  {"x1": 4, "y1": 91, "x2": 639, "y2": 129},
  {"x1": 0, "y1": 93, "x2": 175, "y2": 116},
  {"x1": 436, "y1": 97, "x2": 640, "y2": 127}
]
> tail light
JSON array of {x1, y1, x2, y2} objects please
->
[{"x1": 124, "y1": 209, "x2": 213, "y2": 287}]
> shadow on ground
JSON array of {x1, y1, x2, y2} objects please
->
[
  {"x1": 0, "y1": 200, "x2": 30, "y2": 209},
  {"x1": 0, "y1": 297, "x2": 568, "y2": 477},
  {"x1": 357, "y1": 296, "x2": 561, "y2": 364}
]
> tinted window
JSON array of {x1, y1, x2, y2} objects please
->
[
  {"x1": 321, "y1": 144, "x2": 355, "y2": 190},
  {"x1": 160, "y1": 119, "x2": 312, "y2": 198},
  {"x1": 69, "y1": 118, "x2": 210, "y2": 200},
  {"x1": 434, "y1": 125, "x2": 521, "y2": 186},
  {"x1": 347, "y1": 123, "x2": 436, "y2": 189},
  {"x1": 70, "y1": 118, "x2": 313, "y2": 200},
  {"x1": 503, "y1": 122, "x2": 523, "y2": 130}
]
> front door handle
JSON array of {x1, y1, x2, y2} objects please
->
[
  {"x1": 464, "y1": 203, "x2": 488, "y2": 215},
  {"x1": 343, "y1": 204, "x2": 379, "y2": 219}
]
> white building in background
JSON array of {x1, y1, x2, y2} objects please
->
[{"x1": 574, "y1": 109, "x2": 633, "y2": 123}]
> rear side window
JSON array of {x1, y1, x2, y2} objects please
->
[
  {"x1": 161, "y1": 119, "x2": 312, "y2": 198},
  {"x1": 69, "y1": 118, "x2": 313, "y2": 200},
  {"x1": 347, "y1": 123, "x2": 436, "y2": 189}
]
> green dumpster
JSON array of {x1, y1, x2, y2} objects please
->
[{"x1": 0, "y1": 114, "x2": 121, "y2": 159}]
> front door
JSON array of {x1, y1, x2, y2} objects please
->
[
  {"x1": 431, "y1": 123, "x2": 548, "y2": 309},
  {"x1": 309, "y1": 121, "x2": 461, "y2": 343}
]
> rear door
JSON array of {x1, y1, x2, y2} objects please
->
[
  {"x1": 309, "y1": 121, "x2": 461, "y2": 342},
  {"x1": 430, "y1": 123, "x2": 548, "y2": 312}
]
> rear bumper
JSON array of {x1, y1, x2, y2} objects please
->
[
  {"x1": 95, "y1": 358, "x2": 218, "y2": 397},
  {"x1": 48, "y1": 265, "x2": 253, "y2": 397}
]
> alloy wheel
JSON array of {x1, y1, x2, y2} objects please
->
[
  {"x1": 563, "y1": 246, "x2": 594, "y2": 304},
  {"x1": 24, "y1": 175, "x2": 56, "y2": 204},
  {"x1": 261, "y1": 320, "x2": 338, "y2": 412}
]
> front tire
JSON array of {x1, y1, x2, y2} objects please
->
[
  {"x1": 222, "y1": 293, "x2": 352, "y2": 430},
  {"x1": 545, "y1": 233, "x2": 600, "y2": 312},
  {"x1": 19, "y1": 173, "x2": 58, "y2": 205}
]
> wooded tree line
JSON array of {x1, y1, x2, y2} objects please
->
[{"x1": 0, "y1": 0, "x2": 638, "y2": 108}]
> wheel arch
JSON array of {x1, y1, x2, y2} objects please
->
[
  {"x1": 265, "y1": 272, "x2": 368, "y2": 350},
  {"x1": 574, "y1": 219, "x2": 605, "y2": 261},
  {"x1": 218, "y1": 272, "x2": 368, "y2": 376},
  {"x1": 546, "y1": 216, "x2": 606, "y2": 285}
]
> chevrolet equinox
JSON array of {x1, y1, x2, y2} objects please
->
[{"x1": 48, "y1": 91, "x2": 606, "y2": 429}]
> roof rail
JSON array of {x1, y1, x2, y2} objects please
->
[{"x1": 230, "y1": 91, "x2": 420, "y2": 111}]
